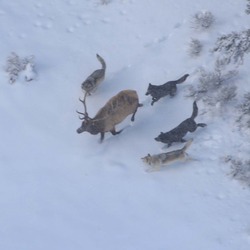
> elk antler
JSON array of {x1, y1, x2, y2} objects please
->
[
  {"x1": 76, "y1": 110, "x2": 86, "y2": 120},
  {"x1": 76, "y1": 92, "x2": 89, "y2": 120}
]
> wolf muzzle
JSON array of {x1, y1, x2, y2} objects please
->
[{"x1": 76, "y1": 127, "x2": 85, "y2": 133}]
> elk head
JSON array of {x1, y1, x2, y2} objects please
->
[{"x1": 76, "y1": 93, "x2": 105, "y2": 136}]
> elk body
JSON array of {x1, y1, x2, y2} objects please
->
[{"x1": 76, "y1": 90, "x2": 142, "y2": 142}]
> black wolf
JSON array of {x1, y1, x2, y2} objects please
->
[
  {"x1": 155, "y1": 101, "x2": 206, "y2": 147},
  {"x1": 145, "y1": 74, "x2": 189, "y2": 105}
]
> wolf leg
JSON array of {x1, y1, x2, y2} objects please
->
[
  {"x1": 169, "y1": 86, "x2": 177, "y2": 97},
  {"x1": 197, "y1": 123, "x2": 207, "y2": 128},
  {"x1": 184, "y1": 153, "x2": 199, "y2": 162},
  {"x1": 146, "y1": 165, "x2": 161, "y2": 173},
  {"x1": 151, "y1": 97, "x2": 160, "y2": 106}
]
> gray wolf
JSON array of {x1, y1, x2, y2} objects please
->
[
  {"x1": 81, "y1": 54, "x2": 106, "y2": 95},
  {"x1": 142, "y1": 139, "x2": 193, "y2": 172}
]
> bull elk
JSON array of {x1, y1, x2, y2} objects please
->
[{"x1": 76, "y1": 89, "x2": 143, "y2": 142}]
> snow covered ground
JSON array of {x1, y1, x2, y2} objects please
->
[{"x1": 0, "y1": 0, "x2": 250, "y2": 249}]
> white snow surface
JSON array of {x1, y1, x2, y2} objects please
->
[{"x1": 1, "y1": 0, "x2": 250, "y2": 249}]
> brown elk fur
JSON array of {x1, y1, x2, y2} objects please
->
[{"x1": 76, "y1": 89, "x2": 142, "y2": 142}]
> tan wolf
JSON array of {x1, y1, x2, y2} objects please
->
[
  {"x1": 141, "y1": 139, "x2": 193, "y2": 172},
  {"x1": 81, "y1": 54, "x2": 106, "y2": 95}
]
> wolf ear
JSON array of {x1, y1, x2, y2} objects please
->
[
  {"x1": 160, "y1": 132, "x2": 163, "y2": 135},
  {"x1": 147, "y1": 153, "x2": 151, "y2": 157}
]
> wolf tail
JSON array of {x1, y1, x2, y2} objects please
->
[
  {"x1": 181, "y1": 139, "x2": 193, "y2": 152},
  {"x1": 190, "y1": 101, "x2": 198, "y2": 119},
  {"x1": 96, "y1": 54, "x2": 106, "y2": 70},
  {"x1": 175, "y1": 74, "x2": 189, "y2": 84}
]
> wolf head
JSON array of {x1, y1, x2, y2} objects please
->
[
  {"x1": 141, "y1": 154, "x2": 152, "y2": 164},
  {"x1": 145, "y1": 83, "x2": 153, "y2": 95},
  {"x1": 154, "y1": 132, "x2": 167, "y2": 142}
]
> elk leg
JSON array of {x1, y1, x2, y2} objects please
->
[
  {"x1": 110, "y1": 128, "x2": 123, "y2": 135},
  {"x1": 131, "y1": 111, "x2": 136, "y2": 122},
  {"x1": 131, "y1": 104, "x2": 141, "y2": 121},
  {"x1": 99, "y1": 132, "x2": 105, "y2": 142}
]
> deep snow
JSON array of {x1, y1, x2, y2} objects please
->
[{"x1": 0, "y1": 0, "x2": 250, "y2": 250}]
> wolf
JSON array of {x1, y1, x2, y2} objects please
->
[
  {"x1": 142, "y1": 139, "x2": 193, "y2": 172},
  {"x1": 145, "y1": 74, "x2": 189, "y2": 105},
  {"x1": 155, "y1": 101, "x2": 206, "y2": 147},
  {"x1": 81, "y1": 54, "x2": 106, "y2": 95}
]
